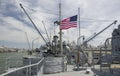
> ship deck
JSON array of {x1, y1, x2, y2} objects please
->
[{"x1": 43, "y1": 65, "x2": 94, "y2": 76}]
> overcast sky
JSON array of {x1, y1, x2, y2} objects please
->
[{"x1": 0, "y1": 0, "x2": 120, "y2": 48}]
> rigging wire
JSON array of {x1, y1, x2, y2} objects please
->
[
  {"x1": 17, "y1": 0, "x2": 50, "y2": 48},
  {"x1": 24, "y1": 31, "x2": 32, "y2": 50},
  {"x1": 16, "y1": 0, "x2": 117, "y2": 23},
  {"x1": 16, "y1": 0, "x2": 32, "y2": 50},
  {"x1": 84, "y1": 20, "x2": 117, "y2": 43},
  {"x1": 0, "y1": 0, "x2": 1, "y2": 7},
  {"x1": 22, "y1": 7, "x2": 51, "y2": 43},
  {"x1": 22, "y1": 4, "x2": 58, "y2": 16},
  {"x1": 20, "y1": 5, "x2": 114, "y2": 22},
  {"x1": 42, "y1": 21, "x2": 51, "y2": 43},
  {"x1": 16, "y1": 0, "x2": 118, "y2": 46},
  {"x1": 20, "y1": 3, "x2": 49, "y2": 46},
  {"x1": 21, "y1": 6, "x2": 55, "y2": 44},
  {"x1": 25, "y1": 5, "x2": 117, "y2": 39}
]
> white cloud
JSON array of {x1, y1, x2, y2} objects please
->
[{"x1": 0, "y1": 0, "x2": 120, "y2": 48}]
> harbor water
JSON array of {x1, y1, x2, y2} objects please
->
[{"x1": 0, "y1": 52, "x2": 28, "y2": 74}]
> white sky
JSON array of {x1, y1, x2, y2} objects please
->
[{"x1": 0, "y1": 0, "x2": 120, "y2": 48}]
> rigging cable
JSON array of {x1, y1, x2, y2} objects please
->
[
  {"x1": 21, "y1": 3, "x2": 118, "y2": 24},
  {"x1": 24, "y1": 31, "x2": 32, "y2": 50},
  {"x1": 22, "y1": 8, "x2": 51, "y2": 43},
  {"x1": 17, "y1": 1, "x2": 117, "y2": 23},
  {"x1": 23, "y1": 6, "x2": 54, "y2": 43},
  {"x1": 84, "y1": 20, "x2": 117, "y2": 43},
  {"x1": 23, "y1": 7, "x2": 51, "y2": 44},
  {"x1": 16, "y1": 0, "x2": 32, "y2": 50},
  {"x1": 42, "y1": 21, "x2": 51, "y2": 43},
  {"x1": 21, "y1": 4, "x2": 58, "y2": 16},
  {"x1": 20, "y1": 3, "x2": 49, "y2": 46}
]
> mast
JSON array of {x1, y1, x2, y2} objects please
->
[
  {"x1": 78, "y1": 8, "x2": 80, "y2": 38},
  {"x1": 59, "y1": 0, "x2": 63, "y2": 54},
  {"x1": 76, "y1": 7, "x2": 81, "y2": 70}
]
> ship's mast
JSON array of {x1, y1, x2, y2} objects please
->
[
  {"x1": 76, "y1": 7, "x2": 81, "y2": 70},
  {"x1": 59, "y1": 0, "x2": 63, "y2": 54},
  {"x1": 78, "y1": 8, "x2": 80, "y2": 38}
]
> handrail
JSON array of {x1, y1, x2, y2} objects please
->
[{"x1": 0, "y1": 57, "x2": 45, "y2": 76}]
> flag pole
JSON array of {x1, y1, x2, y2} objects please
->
[
  {"x1": 78, "y1": 8, "x2": 80, "y2": 38},
  {"x1": 59, "y1": 0, "x2": 63, "y2": 55},
  {"x1": 76, "y1": 7, "x2": 81, "y2": 70}
]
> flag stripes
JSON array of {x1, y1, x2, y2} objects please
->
[{"x1": 60, "y1": 15, "x2": 77, "y2": 30}]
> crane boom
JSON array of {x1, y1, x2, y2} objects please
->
[
  {"x1": 20, "y1": 3, "x2": 49, "y2": 46},
  {"x1": 84, "y1": 20, "x2": 117, "y2": 43}
]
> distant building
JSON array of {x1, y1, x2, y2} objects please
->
[{"x1": 0, "y1": 46, "x2": 19, "y2": 52}]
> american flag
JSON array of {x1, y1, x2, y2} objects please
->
[{"x1": 60, "y1": 15, "x2": 77, "y2": 30}]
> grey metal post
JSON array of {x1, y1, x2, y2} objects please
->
[
  {"x1": 29, "y1": 57, "x2": 31, "y2": 76},
  {"x1": 26, "y1": 67, "x2": 28, "y2": 76},
  {"x1": 78, "y1": 8, "x2": 80, "y2": 38},
  {"x1": 92, "y1": 48, "x2": 95, "y2": 69},
  {"x1": 76, "y1": 8, "x2": 81, "y2": 70},
  {"x1": 5, "y1": 58, "x2": 9, "y2": 71},
  {"x1": 100, "y1": 47, "x2": 102, "y2": 76},
  {"x1": 37, "y1": 65, "x2": 38, "y2": 76},
  {"x1": 59, "y1": 0, "x2": 63, "y2": 54},
  {"x1": 76, "y1": 36, "x2": 84, "y2": 70},
  {"x1": 32, "y1": 37, "x2": 39, "y2": 52}
]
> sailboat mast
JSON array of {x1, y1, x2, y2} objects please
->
[{"x1": 59, "y1": 0, "x2": 63, "y2": 54}]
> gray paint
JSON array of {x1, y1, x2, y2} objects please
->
[
  {"x1": 43, "y1": 56, "x2": 67, "y2": 74},
  {"x1": 112, "y1": 25, "x2": 120, "y2": 55}
]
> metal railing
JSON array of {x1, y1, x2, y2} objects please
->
[{"x1": 0, "y1": 57, "x2": 45, "y2": 76}]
